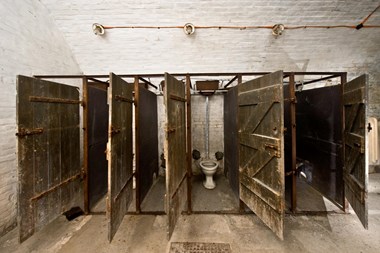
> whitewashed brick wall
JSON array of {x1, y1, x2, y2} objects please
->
[
  {"x1": 0, "y1": 0, "x2": 82, "y2": 236},
  {"x1": 41, "y1": 0, "x2": 379, "y2": 150}
]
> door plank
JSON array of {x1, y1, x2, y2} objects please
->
[
  {"x1": 343, "y1": 74, "x2": 368, "y2": 229},
  {"x1": 238, "y1": 71, "x2": 285, "y2": 240},
  {"x1": 107, "y1": 73, "x2": 134, "y2": 242}
]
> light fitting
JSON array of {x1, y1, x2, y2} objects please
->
[
  {"x1": 272, "y1": 24, "x2": 285, "y2": 36},
  {"x1": 92, "y1": 23, "x2": 105, "y2": 35},
  {"x1": 183, "y1": 23, "x2": 195, "y2": 35}
]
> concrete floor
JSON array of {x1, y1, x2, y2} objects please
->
[{"x1": 1, "y1": 173, "x2": 379, "y2": 253}]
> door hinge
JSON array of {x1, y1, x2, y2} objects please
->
[{"x1": 16, "y1": 128, "x2": 43, "y2": 137}]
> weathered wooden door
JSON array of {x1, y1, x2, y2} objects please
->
[
  {"x1": 17, "y1": 76, "x2": 82, "y2": 242},
  {"x1": 343, "y1": 74, "x2": 369, "y2": 228},
  {"x1": 164, "y1": 73, "x2": 187, "y2": 239},
  {"x1": 238, "y1": 71, "x2": 285, "y2": 240},
  {"x1": 107, "y1": 73, "x2": 134, "y2": 242}
]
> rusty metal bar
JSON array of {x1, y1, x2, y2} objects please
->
[
  {"x1": 289, "y1": 73, "x2": 297, "y2": 213},
  {"x1": 29, "y1": 96, "x2": 82, "y2": 105},
  {"x1": 170, "y1": 94, "x2": 187, "y2": 102},
  {"x1": 102, "y1": 24, "x2": 380, "y2": 30},
  {"x1": 30, "y1": 171, "x2": 83, "y2": 202},
  {"x1": 16, "y1": 128, "x2": 43, "y2": 137},
  {"x1": 82, "y1": 77, "x2": 89, "y2": 214},
  {"x1": 360, "y1": 4, "x2": 380, "y2": 25},
  {"x1": 126, "y1": 211, "x2": 166, "y2": 215},
  {"x1": 87, "y1": 77, "x2": 109, "y2": 85},
  {"x1": 299, "y1": 74, "x2": 341, "y2": 86},
  {"x1": 171, "y1": 173, "x2": 187, "y2": 200},
  {"x1": 134, "y1": 76, "x2": 141, "y2": 213},
  {"x1": 187, "y1": 210, "x2": 248, "y2": 215},
  {"x1": 33, "y1": 72, "x2": 347, "y2": 79},
  {"x1": 186, "y1": 75, "x2": 192, "y2": 214},
  {"x1": 138, "y1": 77, "x2": 158, "y2": 89},
  {"x1": 224, "y1": 75, "x2": 238, "y2": 88},
  {"x1": 115, "y1": 95, "x2": 133, "y2": 103},
  {"x1": 114, "y1": 174, "x2": 134, "y2": 202}
]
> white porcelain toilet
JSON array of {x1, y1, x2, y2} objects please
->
[{"x1": 199, "y1": 160, "x2": 218, "y2": 189}]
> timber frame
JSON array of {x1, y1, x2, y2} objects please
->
[{"x1": 34, "y1": 71, "x2": 347, "y2": 214}]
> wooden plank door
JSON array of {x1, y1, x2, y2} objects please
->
[
  {"x1": 107, "y1": 73, "x2": 134, "y2": 242},
  {"x1": 343, "y1": 74, "x2": 369, "y2": 228},
  {"x1": 17, "y1": 76, "x2": 82, "y2": 242},
  {"x1": 238, "y1": 71, "x2": 285, "y2": 240},
  {"x1": 164, "y1": 73, "x2": 187, "y2": 239}
]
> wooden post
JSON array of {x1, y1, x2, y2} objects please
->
[{"x1": 289, "y1": 73, "x2": 297, "y2": 213}]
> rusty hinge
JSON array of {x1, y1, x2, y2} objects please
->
[
  {"x1": 16, "y1": 128, "x2": 43, "y2": 137},
  {"x1": 264, "y1": 143, "x2": 280, "y2": 158},
  {"x1": 29, "y1": 96, "x2": 82, "y2": 105},
  {"x1": 111, "y1": 126, "x2": 121, "y2": 136},
  {"x1": 290, "y1": 97, "x2": 297, "y2": 104},
  {"x1": 169, "y1": 94, "x2": 186, "y2": 102},
  {"x1": 264, "y1": 143, "x2": 278, "y2": 151},
  {"x1": 115, "y1": 95, "x2": 133, "y2": 103}
]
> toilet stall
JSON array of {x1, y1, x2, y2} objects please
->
[{"x1": 16, "y1": 71, "x2": 370, "y2": 243}]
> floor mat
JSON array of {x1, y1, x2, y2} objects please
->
[{"x1": 170, "y1": 242, "x2": 232, "y2": 253}]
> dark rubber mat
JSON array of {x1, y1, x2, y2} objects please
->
[{"x1": 170, "y1": 242, "x2": 232, "y2": 253}]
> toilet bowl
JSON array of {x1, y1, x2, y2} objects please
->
[{"x1": 199, "y1": 160, "x2": 218, "y2": 189}]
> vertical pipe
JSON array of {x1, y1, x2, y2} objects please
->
[
  {"x1": 82, "y1": 77, "x2": 89, "y2": 214},
  {"x1": 186, "y1": 75, "x2": 192, "y2": 214},
  {"x1": 205, "y1": 96, "x2": 209, "y2": 159},
  {"x1": 289, "y1": 73, "x2": 297, "y2": 213}
]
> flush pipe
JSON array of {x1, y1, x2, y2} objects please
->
[{"x1": 205, "y1": 96, "x2": 209, "y2": 159}]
